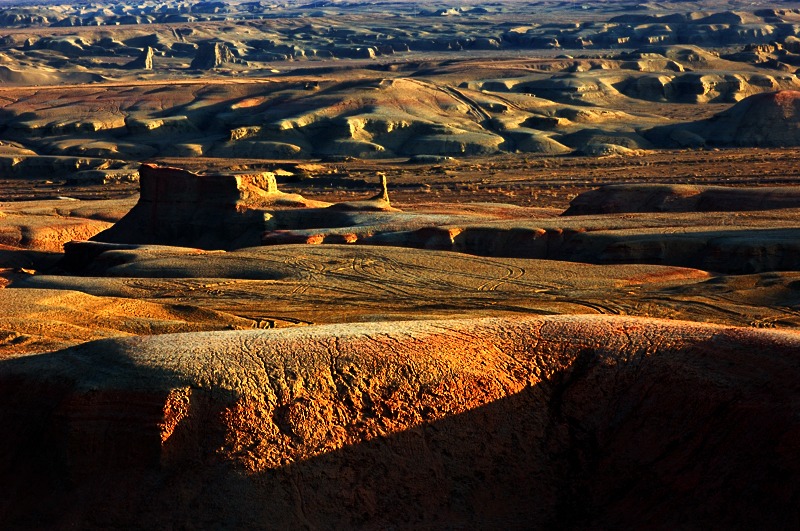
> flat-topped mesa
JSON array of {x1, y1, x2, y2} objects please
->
[
  {"x1": 91, "y1": 164, "x2": 321, "y2": 250},
  {"x1": 138, "y1": 163, "x2": 279, "y2": 204}
]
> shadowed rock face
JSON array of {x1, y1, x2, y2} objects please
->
[
  {"x1": 190, "y1": 41, "x2": 238, "y2": 69},
  {"x1": 563, "y1": 183, "x2": 800, "y2": 215},
  {"x1": 91, "y1": 164, "x2": 318, "y2": 249},
  {"x1": 123, "y1": 46, "x2": 153, "y2": 70},
  {"x1": 648, "y1": 90, "x2": 800, "y2": 148},
  {"x1": 0, "y1": 315, "x2": 798, "y2": 529},
  {"x1": 696, "y1": 90, "x2": 800, "y2": 146}
]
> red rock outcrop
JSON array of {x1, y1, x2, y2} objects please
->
[{"x1": 0, "y1": 315, "x2": 798, "y2": 528}]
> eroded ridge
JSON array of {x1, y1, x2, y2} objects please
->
[{"x1": 0, "y1": 315, "x2": 798, "y2": 528}]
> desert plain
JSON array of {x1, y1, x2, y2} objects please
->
[{"x1": 1, "y1": 0, "x2": 800, "y2": 528}]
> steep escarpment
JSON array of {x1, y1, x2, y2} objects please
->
[
  {"x1": 0, "y1": 315, "x2": 798, "y2": 529},
  {"x1": 91, "y1": 164, "x2": 324, "y2": 249}
]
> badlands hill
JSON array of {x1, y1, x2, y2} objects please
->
[
  {"x1": 0, "y1": 2, "x2": 798, "y2": 168},
  {"x1": 696, "y1": 89, "x2": 800, "y2": 146},
  {"x1": 648, "y1": 89, "x2": 800, "y2": 146},
  {"x1": 0, "y1": 71, "x2": 798, "y2": 170},
  {"x1": 1, "y1": 315, "x2": 798, "y2": 529}
]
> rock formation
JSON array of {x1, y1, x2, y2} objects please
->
[
  {"x1": 377, "y1": 172, "x2": 389, "y2": 203},
  {"x1": 326, "y1": 172, "x2": 396, "y2": 212},
  {"x1": 190, "y1": 41, "x2": 238, "y2": 69},
  {"x1": 563, "y1": 183, "x2": 800, "y2": 214},
  {"x1": 76, "y1": 164, "x2": 798, "y2": 274},
  {"x1": 91, "y1": 164, "x2": 321, "y2": 250},
  {"x1": 0, "y1": 215, "x2": 111, "y2": 253},
  {"x1": 698, "y1": 90, "x2": 800, "y2": 146},
  {"x1": 0, "y1": 315, "x2": 798, "y2": 528},
  {"x1": 123, "y1": 46, "x2": 154, "y2": 70},
  {"x1": 646, "y1": 90, "x2": 800, "y2": 147}
]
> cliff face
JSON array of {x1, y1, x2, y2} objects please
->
[
  {"x1": 123, "y1": 46, "x2": 154, "y2": 70},
  {"x1": 1, "y1": 315, "x2": 798, "y2": 529},
  {"x1": 190, "y1": 41, "x2": 238, "y2": 69},
  {"x1": 91, "y1": 164, "x2": 311, "y2": 249}
]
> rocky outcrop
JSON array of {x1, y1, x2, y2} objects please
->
[
  {"x1": 0, "y1": 315, "x2": 798, "y2": 528},
  {"x1": 563, "y1": 183, "x2": 800, "y2": 215},
  {"x1": 362, "y1": 222, "x2": 800, "y2": 275},
  {"x1": 326, "y1": 173, "x2": 396, "y2": 212},
  {"x1": 647, "y1": 90, "x2": 800, "y2": 147},
  {"x1": 254, "y1": 202, "x2": 800, "y2": 274},
  {"x1": 190, "y1": 41, "x2": 239, "y2": 69},
  {"x1": 123, "y1": 46, "x2": 154, "y2": 70},
  {"x1": 698, "y1": 90, "x2": 800, "y2": 146},
  {"x1": 91, "y1": 164, "x2": 322, "y2": 250}
]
